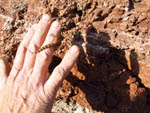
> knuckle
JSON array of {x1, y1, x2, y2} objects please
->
[
  {"x1": 48, "y1": 32, "x2": 56, "y2": 38},
  {"x1": 28, "y1": 42, "x2": 38, "y2": 53},
  {"x1": 47, "y1": 33, "x2": 58, "y2": 44},
  {"x1": 37, "y1": 50, "x2": 51, "y2": 61},
  {"x1": 54, "y1": 66, "x2": 67, "y2": 78},
  {"x1": 13, "y1": 64, "x2": 22, "y2": 72},
  {"x1": 27, "y1": 77, "x2": 39, "y2": 91},
  {"x1": 20, "y1": 67, "x2": 32, "y2": 77},
  {"x1": 36, "y1": 26, "x2": 44, "y2": 33},
  {"x1": 36, "y1": 24, "x2": 46, "y2": 34},
  {"x1": 10, "y1": 64, "x2": 21, "y2": 76},
  {"x1": 18, "y1": 44, "x2": 26, "y2": 52}
]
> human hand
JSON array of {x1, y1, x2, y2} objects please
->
[{"x1": 0, "y1": 15, "x2": 80, "y2": 113}]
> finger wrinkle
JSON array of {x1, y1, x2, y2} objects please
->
[
  {"x1": 37, "y1": 49, "x2": 52, "y2": 62},
  {"x1": 28, "y1": 41, "x2": 39, "y2": 53}
]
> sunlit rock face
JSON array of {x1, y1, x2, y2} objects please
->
[{"x1": 0, "y1": 0, "x2": 150, "y2": 113}]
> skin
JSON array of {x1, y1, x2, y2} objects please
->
[{"x1": 0, "y1": 15, "x2": 80, "y2": 113}]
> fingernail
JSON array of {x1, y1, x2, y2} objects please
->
[
  {"x1": 42, "y1": 15, "x2": 51, "y2": 23},
  {"x1": 70, "y1": 46, "x2": 79, "y2": 55},
  {"x1": 51, "y1": 21, "x2": 60, "y2": 30}
]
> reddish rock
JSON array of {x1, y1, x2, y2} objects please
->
[{"x1": 1, "y1": 0, "x2": 150, "y2": 113}]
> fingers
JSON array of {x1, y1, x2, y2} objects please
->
[
  {"x1": 0, "y1": 58, "x2": 10, "y2": 85},
  {"x1": 44, "y1": 46, "x2": 80, "y2": 97},
  {"x1": 31, "y1": 21, "x2": 61, "y2": 83},
  {"x1": 8, "y1": 25, "x2": 36, "y2": 82},
  {"x1": 22, "y1": 15, "x2": 52, "y2": 71}
]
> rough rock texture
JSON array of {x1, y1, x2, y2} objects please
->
[
  {"x1": 1, "y1": 0, "x2": 150, "y2": 113},
  {"x1": 52, "y1": 98, "x2": 94, "y2": 113}
]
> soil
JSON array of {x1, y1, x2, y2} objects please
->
[{"x1": 1, "y1": 0, "x2": 150, "y2": 113}]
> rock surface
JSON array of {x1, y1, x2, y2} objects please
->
[{"x1": 1, "y1": 0, "x2": 150, "y2": 113}]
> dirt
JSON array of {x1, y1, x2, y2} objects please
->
[{"x1": 1, "y1": 0, "x2": 150, "y2": 113}]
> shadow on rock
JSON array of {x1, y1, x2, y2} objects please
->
[
  {"x1": 65, "y1": 25, "x2": 149, "y2": 113},
  {"x1": 48, "y1": 24, "x2": 149, "y2": 113}
]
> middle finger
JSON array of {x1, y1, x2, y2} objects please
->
[
  {"x1": 31, "y1": 21, "x2": 61, "y2": 84},
  {"x1": 22, "y1": 15, "x2": 52, "y2": 71}
]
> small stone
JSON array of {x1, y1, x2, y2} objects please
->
[
  {"x1": 84, "y1": 108, "x2": 90, "y2": 113},
  {"x1": 122, "y1": 13, "x2": 131, "y2": 21},
  {"x1": 74, "y1": 107, "x2": 84, "y2": 113},
  {"x1": 127, "y1": 77, "x2": 137, "y2": 84}
]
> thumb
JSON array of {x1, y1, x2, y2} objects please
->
[{"x1": 44, "y1": 45, "x2": 80, "y2": 99}]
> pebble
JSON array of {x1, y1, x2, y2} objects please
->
[
  {"x1": 52, "y1": 99, "x2": 94, "y2": 113},
  {"x1": 127, "y1": 77, "x2": 137, "y2": 84}
]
